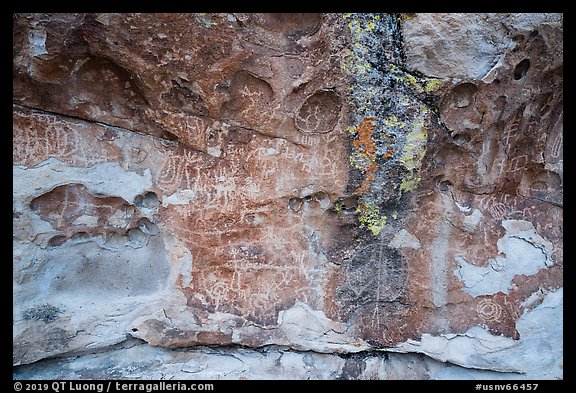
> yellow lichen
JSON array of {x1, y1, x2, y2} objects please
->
[
  {"x1": 356, "y1": 201, "x2": 387, "y2": 236},
  {"x1": 401, "y1": 73, "x2": 445, "y2": 95},
  {"x1": 398, "y1": 108, "x2": 428, "y2": 196},
  {"x1": 384, "y1": 114, "x2": 406, "y2": 129},
  {"x1": 399, "y1": 14, "x2": 413, "y2": 23},
  {"x1": 400, "y1": 114, "x2": 427, "y2": 172},
  {"x1": 405, "y1": 75, "x2": 419, "y2": 89},
  {"x1": 366, "y1": 20, "x2": 376, "y2": 31},
  {"x1": 341, "y1": 49, "x2": 371, "y2": 76},
  {"x1": 399, "y1": 176, "x2": 421, "y2": 193},
  {"x1": 424, "y1": 78, "x2": 444, "y2": 93}
]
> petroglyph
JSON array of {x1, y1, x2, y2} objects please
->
[
  {"x1": 13, "y1": 120, "x2": 76, "y2": 166},
  {"x1": 549, "y1": 131, "x2": 562, "y2": 159},
  {"x1": 30, "y1": 184, "x2": 125, "y2": 230},
  {"x1": 220, "y1": 71, "x2": 274, "y2": 130},
  {"x1": 476, "y1": 298, "x2": 503, "y2": 323},
  {"x1": 295, "y1": 90, "x2": 342, "y2": 134},
  {"x1": 189, "y1": 253, "x2": 312, "y2": 325},
  {"x1": 13, "y1": 108, "x2": 116, "y2": 168},
  {"x1": 336, "y1": 242, "x2": 407, "y2": 321},
  {"x1": 149, "y1": 110, "x2": 209, "y2": 152},
  {"x1": 156, "y1": 148, "x2": 218, "y2": 194}
]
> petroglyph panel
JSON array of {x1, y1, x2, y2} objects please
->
[
  {"x1": 188, "y1": 261, "x2": 311, "y2": 325},
  {"x1": 13, "y1": 107, "x2": 118, "y2": 168},
  {"x1": 166, "y1": 197, "x2": 324, "y2": 325},
  {"x1": 13, "y1": 13, "x2": 562, "y2": 379}
]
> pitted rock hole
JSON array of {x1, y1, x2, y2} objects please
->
[
  {"x1": 450, "y1": 83, "x2": 478, "y2": 108},
  {"x1": 249, "y1": 13, "x2": 322, "y2": 40},
  {"x1": 289, "y1": 191, "x2": 331, "y2": 212},
  {"x1": 289, "y1": 197, "x2": 303, "y2": 212},
  {"x1": 127, "y1": 227, "x2": 147, "y2": 248},
  {"x1": 514, "y1": 59, "x2": 531, "y2": 80},
  {"x1": 295, "y1": 90, "x2": 342, "y2": 134},
  {"x1": 336, "y1": 196, "x2": 359, "y2": 212},
  {"x1": 47, "y1": 235, "x2": 67, "y2": 247},
  {"x1": 137, "y1": 217, "x2": 160, "y2": 235},
  {"x1": 134, "y1": 191, "x2": 160, "y2": 210},
  {"x1": 452, "y1": 133, "x2": 472, "y2": 146},
  {"x1": 162, "y1": 78, "x2": 209, "y2": 116},
  {"x1": 220, "y1": 71, "x2": 274, "y2": 130}
]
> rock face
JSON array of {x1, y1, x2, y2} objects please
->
[{"x1": 13, "y1": 13, "x2": 563, "y2": 379}]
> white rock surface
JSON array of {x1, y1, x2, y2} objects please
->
[
  {"x1": 402, "y1": 13, "x2": 563, "y2": 79},
  {"x1": 389, "y1": 229, "x2": 421, "y2": 249},
  {"x1": 454, "y1": 220, "x2": 554, "y2": 297},
  {"x1": 12, "y1": 341, "x2": 529, "y2": 380},
  {"x1": 392, "y1": 287, "x2": 563, "y2": 379}
]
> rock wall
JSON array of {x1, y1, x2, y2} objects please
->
[{"x1": 13, "y1": 13, "x2": 563, "y2": 379}]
